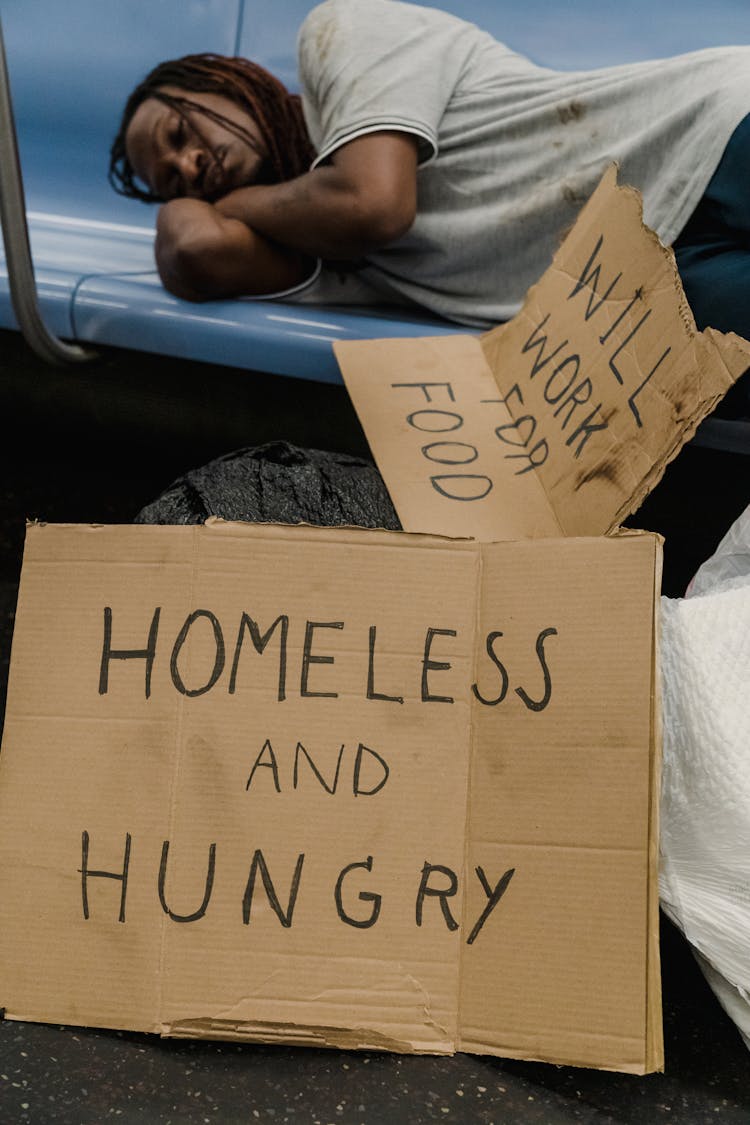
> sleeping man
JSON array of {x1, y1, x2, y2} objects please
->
[{"x1": 111, "y1": 0, "x2": 750, "y2": 335}]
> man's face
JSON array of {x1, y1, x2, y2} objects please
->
[{"x1": 125, "y1": 85, "x2": 269, "y2": 201}]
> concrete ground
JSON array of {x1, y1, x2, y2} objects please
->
[{"x1": 0, "y1": 330, "x2": 749, "y2": 1123}]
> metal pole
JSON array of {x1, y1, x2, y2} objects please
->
[{"x1": 0, "y1": 15, "x2": 96, "y2": 364}]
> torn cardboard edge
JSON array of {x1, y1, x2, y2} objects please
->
[
  {"x1": 646, "y1": 533, "x2": 665, "y2": 1075},
  {"x1": 335, "y1": 165, "x2": 750, "y2": 543},
  {"x1": 0, "y1": 520, "x2": 663, "y2": 1073}
]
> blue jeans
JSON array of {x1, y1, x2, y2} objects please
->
[{"x1": 674, "y1": 112, "x2": 750, "y2": 340}]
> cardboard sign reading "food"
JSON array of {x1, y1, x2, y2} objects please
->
[
  {"x1": 0, "y1": 521, "x2": 662, "y2": 1073},
  {"x1": 336, "y1": 166, "x2": 750, "y2": 541}
]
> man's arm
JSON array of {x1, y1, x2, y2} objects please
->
[
  {"x1": 214, "y1": 132, "x2": 419, "y2": 260},
  {"x1": 154, "y1": 200, "x2": 313, "y2": 301},
  {"x1": 155, "y1": 131, "x2": 419, "y2": 300}
]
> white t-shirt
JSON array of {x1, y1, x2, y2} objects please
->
[{"x1": 293, "y1": 0, "x2": 750, "y2": 327}]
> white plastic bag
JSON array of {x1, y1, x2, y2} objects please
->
[{"x1": 660, "y1": 505, "x2": 750, "y2": 1048}]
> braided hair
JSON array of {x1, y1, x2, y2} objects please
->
[{"x1": 109, "y1": 53, "x2": 316, "y2": 201}]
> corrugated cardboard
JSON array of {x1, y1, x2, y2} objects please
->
[
  {"x1": 0, "y1": 521, "x2": 662, "y2": 1073},
  {"x1": 335, "y1": 165, "x2": 750, "y2": 541}
]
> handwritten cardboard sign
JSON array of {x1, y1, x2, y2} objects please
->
[
  {"x1": 336, "y1": 166, "x2": 750, "y2": 540},
  {"x1": 0, "y1": 521, "x2": 662, "y2": 1073}
]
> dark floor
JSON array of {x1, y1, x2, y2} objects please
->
[{"x1": 0, "y1": 330, "x2": 749, "y2": 1124}]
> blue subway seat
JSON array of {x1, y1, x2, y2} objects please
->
[
  {"x1": 72, "y1": 274, "x2": 458, "y2": 382},
  {"x1": 3, "y1": 0, "x2": 750, "y2": 383}
]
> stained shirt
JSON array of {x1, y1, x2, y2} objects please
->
[{"x1": 293, "y1": 0, "x2": 750, "y2": 326}]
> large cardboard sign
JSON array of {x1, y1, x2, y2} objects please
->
[
  {"x1": 0, "y1": 521, "x2": 662, "y2": 1073},
  {"x1": 336, "y1": 166, "x2": 750, "y2": 540}
]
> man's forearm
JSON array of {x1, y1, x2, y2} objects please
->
[
  {"x1": 214, "y1": 132, "x2": 419, "y2": 260},
  {"x1": 155, "y1": 199, "x2": 313, "y2": 300},
  {"x1": 213, "y1": 170, "x2": 396, "y2": 260}
]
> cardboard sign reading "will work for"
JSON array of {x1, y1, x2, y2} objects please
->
[
  {"x1": 336, "y1": 165, "x2": 750, "y2": 541},
  {"x1": 0, "y1": 521, "x2": 662, "y2": 1073}
]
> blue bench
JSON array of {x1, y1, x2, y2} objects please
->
[{"x1": 3, "y1": 0, "x2": 750, "y2": 388}]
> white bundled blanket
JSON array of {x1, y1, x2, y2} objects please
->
[{"x1": 660, "y1": 505, "x2": 750, "y2": 1048}]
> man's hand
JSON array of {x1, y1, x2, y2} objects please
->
[{"x1": 154, "y1": 198, "x2": 313, "y2": 301}]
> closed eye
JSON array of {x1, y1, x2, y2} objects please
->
[{"x1": 170, "y1": 117, "x2": 187, "y2": 149}]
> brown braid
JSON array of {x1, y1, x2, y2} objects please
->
[{"x1": 109, "y1": 53, "x2": 316, "y2": 201}]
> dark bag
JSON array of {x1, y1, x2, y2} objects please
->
[{"x1": 136, "y1": 441, "x2": 401, "y2": 531}]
